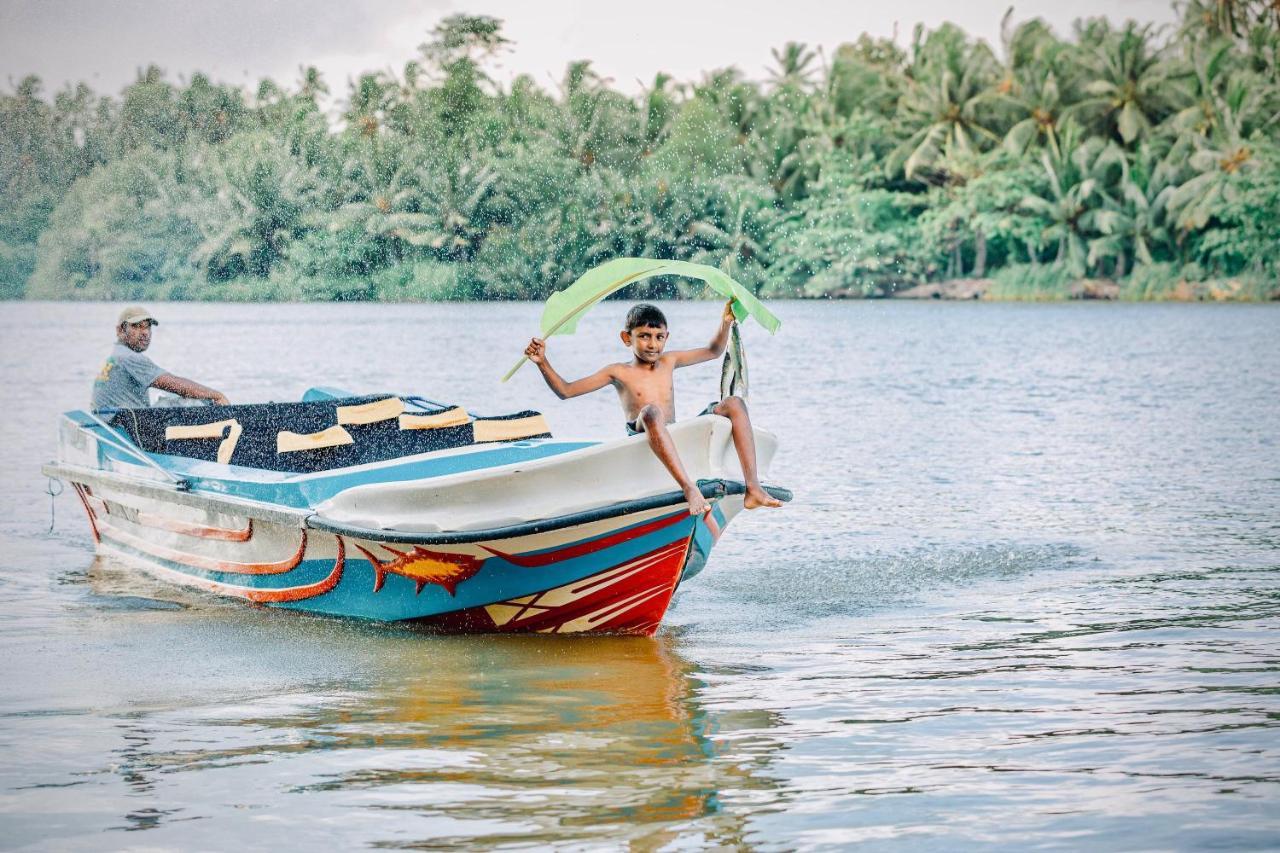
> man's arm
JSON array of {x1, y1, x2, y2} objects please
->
[
  {"x1": 152, "y1": 373, "x2": 229, "y2": 405},
  {"x1": 669, "y1": 301, "x2": 735, "y2": 368},
  {"x1": 525, "y1": 338, "x2": 615, "y2": 399}
]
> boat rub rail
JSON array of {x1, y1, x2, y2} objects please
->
[{"x1": 41, "y1": 462, "x2": 791, "y2": 545}]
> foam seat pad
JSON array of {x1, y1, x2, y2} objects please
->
[
  {"x1": 399, "y1": 407, "x2": 470, "y2": 430},
  {"x1": 277, "y1": 424, "x2": 354, "y2": 453},
  {"x1": 337, "y1": 397, "x2": 405, "y2": 425},
  {"x1": 473, "y1": 414, "x2": 552, "y2": 443},
  {"x1": 164, "y1": 418, "x2": 243, "y2": 464}
]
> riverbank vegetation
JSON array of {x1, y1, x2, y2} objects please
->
[{"x1": 2, "y1": 3, "x2": 1278, "y2": 302}]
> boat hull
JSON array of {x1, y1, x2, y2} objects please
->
[{"x1": 71, "y1": 479, "x2": 749, "y2": 635}]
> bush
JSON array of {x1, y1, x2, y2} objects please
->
[
  {"x1": 0, "y1": 241, "x2": 35, "y2": 298},
  {"x1": 26, "y1": 151, "x2": 201, "y2": 300},
  {"x1": 766, "y1": 187, "x2": 929, "y2": 297},
  {"x1": 374, "y1": 261, "x2": 477, "y2": 301},
  {"x1": 988, "y1": 263, "x2": 1075, "y2": 300},
  {"x1": 1120, "y1": 262, "x2": 1180, "y2": 300}
]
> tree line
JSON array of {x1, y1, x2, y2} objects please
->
[{"x1": 2, "y1": 3, "x2": 1278, "y2": 303}]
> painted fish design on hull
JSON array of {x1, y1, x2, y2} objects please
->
[{"x1": 353, "y1": 543, "x2": 487, "y2": 595}]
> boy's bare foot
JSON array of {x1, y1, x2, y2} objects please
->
[
  {"x1": 744, "y1": 486, "x2": 783, "y2": 509},
  {"x1": 685, "y1": 487, "x2": 712, "y2": 516}
]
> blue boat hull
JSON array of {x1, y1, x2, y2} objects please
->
[{"x1": 72, "y1": 480, "x2": 748, "y2": 634}]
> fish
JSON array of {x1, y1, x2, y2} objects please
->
[
  {"x1": 719, "y1": 321, "x2": 749, "y2": 402},
  {"x1": 353, "y1": 543, "x2": 487, "y2": 596}
]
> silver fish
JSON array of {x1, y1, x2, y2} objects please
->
[{"x1": 719, "y1": 321, "x2": 749, "y2": 402}]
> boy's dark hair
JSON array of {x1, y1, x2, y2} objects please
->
[{"x1": 624, "y1": 303, "x2": 667, "y2": 331}]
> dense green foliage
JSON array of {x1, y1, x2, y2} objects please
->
[{"x1": 3, "y1": 4, "x2": 1278, "y2": 302}]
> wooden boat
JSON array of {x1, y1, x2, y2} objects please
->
[{"x1": 43, "y1": 389, "x2": 790, "y2": 635}]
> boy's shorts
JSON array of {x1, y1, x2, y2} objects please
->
[{"x1": 626, "y1": 401, "x2": 720, "y2": 436}]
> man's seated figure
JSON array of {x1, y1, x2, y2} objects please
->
[{"x1": 91, "y1": 306, "x2": 228, "y2": 411}]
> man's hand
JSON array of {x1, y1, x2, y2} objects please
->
[
  {"x1": 525, "y1": 337, "x2": 547, "y2": 366},
  {"x1": 211, "y1": 392, "x2": 229, "y2": 405}
]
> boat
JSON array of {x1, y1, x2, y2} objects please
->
[{"x1": 42, "y1": 389, "x2": 790, "y2": 635}]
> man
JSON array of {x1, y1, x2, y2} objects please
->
[{"x1": 91, "y1": 306, "x2": 228, "y2": 410}]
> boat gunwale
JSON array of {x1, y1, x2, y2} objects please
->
[
  {"x1": 42, "y1": 460, "x2": 792, "y2": 545},
  {"x1": 40, "y1": 462, "x2": 311, "y2": 527},
  {"x1": 306, "y1": 481, "x2": 793, "y2": 544}
]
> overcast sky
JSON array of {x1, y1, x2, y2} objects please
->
[{"x1": 1, "y1": 0, "x2": 1180, "y2": 100}]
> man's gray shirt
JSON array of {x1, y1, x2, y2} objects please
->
[{"x1": 92, "y1": 343, "x2": 165, "y2": 409}]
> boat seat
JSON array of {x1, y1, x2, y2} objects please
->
[{"x1": 107, "y1": 395, "x2": 551, "y2": 473}]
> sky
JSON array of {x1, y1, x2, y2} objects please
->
[{"x1": 0, "y1": 0, "x2": 1180, "y2": 101}]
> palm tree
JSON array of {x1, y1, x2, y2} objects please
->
[
  {"x1": 51, "y1": 81, "x2": 109, "y2": 175},
  {"x1": 1178, "y1": 0, "x2": 1280, "y2": 40},
  {"x1": 1019, "y1": 123, "x2": 1125, "y2": 274},
  {"x1": 297, "y1": 66, "x2": 328, "y2": 103},
  {"x1": 756, "y1": 99, "x2": 825, "y2": 199},
  {"x1": 415, "y1": 156, "x2": 498, "y2": 260},
  {"x1": 187, "y1": 132, "x2": 320, "y2": 280},
  {"x1": 994, "y1": 13, "x2": 1078, "y2": 158},
  {"x1": 1165, "y1": 39, "x2": 1276, "y2": 229},
  {"x1": 695, "y1": 68, "x2": 765, "y2": 140},
  {"x1": 767, "y1": 42, "x2": 819, "y2": 94},
  {"x1": 177, "y1": 72, "x2": 247, "y2": 145},
  {"x1": 691, "y1": 69, "x2": 770, "y2": 183},
  {"x1": 888, "y1": 24, "x2": 1002, "y2": 182},
  {"x1": 640, "y1": 72, "x2": 683, "y2": 152},
  {"x1": 1166, "y1": 138, "x2": 1256, "y2": 231},
  {"x1": 827, "y1": 35, "x2": 905, "y2": 119},
  {"x1": 1088, "y1": 143, "x2": 1178, "y2": 274},
  {"x1": 116, "y1": 65, "x2": 185, "y2": 152},
  {"x1": 757, "y1": 43, "x2": 825, "y2": 196},
  {"x1": 554, "y1": 61, "x2": 640, "y2": 170},
  {"x1": 323, "y1": 141, "x2": 438, "y2": 255},
  {"x1": 1171, "y1": 39, "x2": 1238, "y2": 137},
  {"x1": 343, "y1": 73, "x2": 393, "y2": 138},
  {"x1": 1073, "y1": 21, "x2": 1182, "y2": 145},
  {"x1": 676, "y1": 177, "x2": 774, "y2": 276},
  {"x1": 1000, "y1": 70, "x2": 1073, "y2": 158},
  {"x1": 1171, "y1": 36, "x2": 1278, "y2": 141}
]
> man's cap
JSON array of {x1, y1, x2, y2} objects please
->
[{"x1": 117, "y1": 305, "x2": 159, "y2": 326}]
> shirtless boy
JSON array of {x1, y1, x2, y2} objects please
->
[{"x1": 524, "y1": 302, "x2": 783, "y2": 516}]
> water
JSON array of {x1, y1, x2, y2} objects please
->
[{"x1": 1, "y1": 300, "x2": 1277, "y2": 850}]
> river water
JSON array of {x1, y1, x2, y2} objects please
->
[{"x1": 0, "y1": 300, "x2": 1277, "y2": 850}]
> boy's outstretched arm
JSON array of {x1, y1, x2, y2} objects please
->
[
  {"x1": 525, "y1": 337, "x2": 615, "y2": 399},
  {"x1": 669, "y1": 301, "x2": 735, "y2": 368}
]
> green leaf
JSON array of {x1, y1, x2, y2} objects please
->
[
  {"x1": 1118, "y1": 102, "x2": 1141, "y2": 143},
  {"x1": 503, "y1": 257, "x2": 781, "y2": 381}
]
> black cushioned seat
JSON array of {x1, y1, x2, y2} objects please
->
[{"x1": 107, "y1": 396, "x2": 549, "y2": 474}]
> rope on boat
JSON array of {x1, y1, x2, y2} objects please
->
[
  {"x1": 404, "y1": 395, "x2": 484, "y2": 419},
  {"x1": 403, "y1": 396, "x2": 451, "y2": 412},
  {"x1": 83, "y1": 409, "x2": 190, "y2": 490},
  {"x1": 45, "y1": 476, "x2": 63, "y2": 533}
]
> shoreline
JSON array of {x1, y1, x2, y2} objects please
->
[
  {"x1": 865, "y1": 277, "x2": 1280, "y2": 302},
  {"x1": 10, "y1": 278, "x2": 1280, "y2": 304}
]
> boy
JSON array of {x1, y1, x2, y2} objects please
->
[{"x1": 524, "y1": 302, "x2": 783, "y2": 516}]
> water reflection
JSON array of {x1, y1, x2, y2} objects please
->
[
  {"x1": 97, "y1": 632, "x2": 783, "y2": 847},
  {"x1": 83, "y1": 554, "x2": 204, "y2": 611}
]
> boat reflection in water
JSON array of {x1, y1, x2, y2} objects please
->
[{"x1": 78, "y1": 575, "x2": 786, "y2": 847}]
